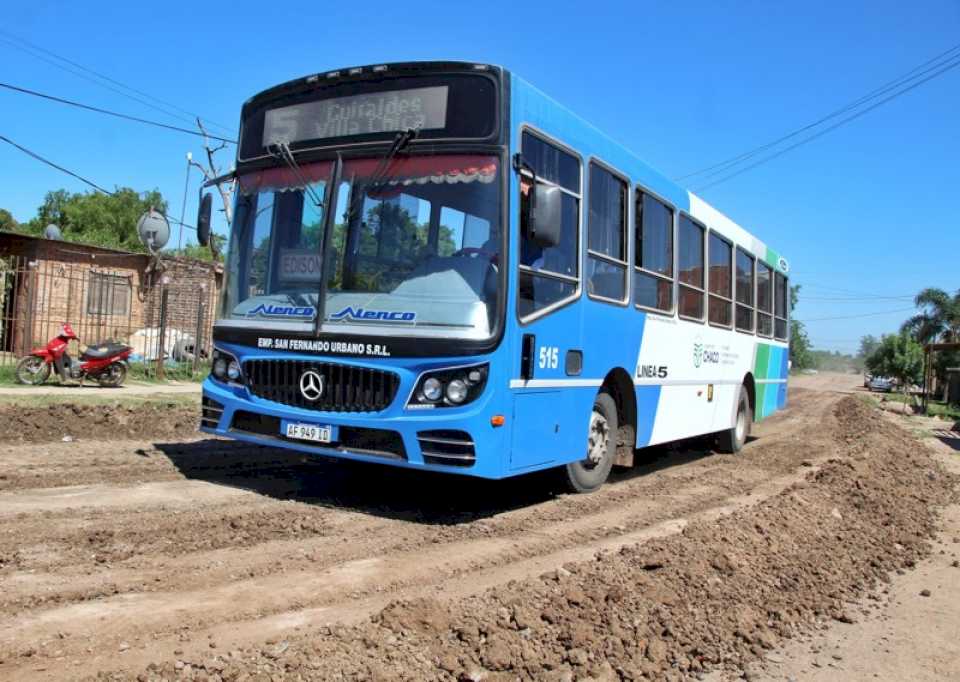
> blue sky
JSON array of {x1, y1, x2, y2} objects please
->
[{"x1": 2, "y1": 1, "x2": 958, "y2": 354}]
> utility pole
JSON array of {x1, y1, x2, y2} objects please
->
[
  {"x1": 188, "y1": 118, "x2": 235, "y2": 249},
  {"x1": 177, "y1": 152, "x2": 192, "y2": 250}
]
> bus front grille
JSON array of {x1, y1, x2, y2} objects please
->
[
  {"x1": 417, "y1": 430, "x2": 476, "y2": 467},
  {"x1": 243, "y1": 359, "x2": 400, "y2": 413}
]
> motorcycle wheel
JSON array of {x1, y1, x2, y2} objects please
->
[
  {"x1": 15, "y1": 356, "x2": 51, "y2": 385},
  {"x1": 97, "y1": 362, "x2": 127, "y2": 387}
]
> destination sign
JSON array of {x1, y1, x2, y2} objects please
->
[{"x1": 263, "y1": 86, "x2": 449, "y2": 146}]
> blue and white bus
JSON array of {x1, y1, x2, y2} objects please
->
[{"x1": 198, "y1": 61, "x2": 790, "y2": 492}]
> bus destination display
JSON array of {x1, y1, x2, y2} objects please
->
[{"x1": 263, "y1": 86, "x2": 449, "y2": 146}]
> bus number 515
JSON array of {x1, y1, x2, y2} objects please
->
[{"x1": 538, "y1": 346, "x2": 559, "y2": 369}]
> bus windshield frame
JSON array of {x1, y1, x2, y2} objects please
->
[{"x1": 219, "y1": 151, "x2": 506, "y2": 344}]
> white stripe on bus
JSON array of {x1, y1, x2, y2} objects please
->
[{"x1": 509, "y1": 378, "x2": 763, "y2": 389}]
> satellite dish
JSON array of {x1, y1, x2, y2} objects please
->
[
  {"x1": 136, "y1": 209, "x2": 170, "y2": 253},
  {"x1": 44, "y1": 224, "x2": 63, "y2": 240}
]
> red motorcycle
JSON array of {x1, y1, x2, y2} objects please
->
[{"x1": 15, "y1": 323, "x2": 133, "y2": 387}]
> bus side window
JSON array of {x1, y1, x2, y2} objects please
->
[
  {"x1": 707, "y1": 232, "x2": 733, "y2": 327},
  {"x1": 757, "y1": 263, "x2": 774, "y2": 336},
  {"x1": 586, "y1": 162, "x2": 628, "y2": 302},
  {"x1": 678, "y1": 215, "x2": 705, "y2": 320},
  {"x1": 518, "y1": 131, "x2": 581, "y2": 319},
  {"x1": 774, "y1": 272, "x2": 789, "y2": 340},
  {"x1": 735, "y1": 247, "x2": 755, "y2": 333},
  {"x1": 634, "y1": 191, "x2": 674, "y2": 313}
]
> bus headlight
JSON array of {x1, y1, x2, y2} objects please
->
[
  {"x1": 408, "y1": 364, "x2": 488, "y2": 409},
  {"x1": 422, "y1": 377, "x2": 443, "y2": 402},
  {"x1": 213, "y1": 357, "x2": 227, "y2": 379},
  {"x1": 446, "y1": 379, "x2": 468, "y2": 404},
  {"x1": 211, "y1": 349, "x2": 243, "y2": 384}
]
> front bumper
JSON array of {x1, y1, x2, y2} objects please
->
[{"x1": 199, "y1": 375, "x2": 510, "y2": 479}]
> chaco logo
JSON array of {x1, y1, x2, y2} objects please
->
[
  {"x1": 693, "y1": 337, "x2": 720, "y2": 368},
  {"x1": 777, "y1": 256, "x2": 789, "y2": 273}
]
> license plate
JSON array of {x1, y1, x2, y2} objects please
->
[{"x1": 284, "y1": 422, "x2": 333, "y2": 443}]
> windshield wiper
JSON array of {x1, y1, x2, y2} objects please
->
[
  {"x1": 269, "y1": 142, "x2": 325, "y2": 207},
  {"x1": 342, "y1": 127, "x2": 418, "y2": 225}
]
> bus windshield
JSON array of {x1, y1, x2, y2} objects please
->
[{"x1": 223, "y1": 153, "x2": 502, "y2": 339}]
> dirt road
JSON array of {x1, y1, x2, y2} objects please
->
[{"x1": 0, "y1": 373, "x2": 954, "y2": 680}]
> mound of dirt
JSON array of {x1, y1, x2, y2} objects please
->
[
  {"x1": 111, "y1": 396, "x2": 956, "y2": 681},
  {"x1": 0, "y1": 402, "x2": 199, "y2": 443}
]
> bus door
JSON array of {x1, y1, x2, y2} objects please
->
[{"x1": 509, "y1": 130, "x2": 586, "y2": 471}]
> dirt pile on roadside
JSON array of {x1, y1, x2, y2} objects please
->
[
  {"x1": 0, "y1": 402, "x2": 199, "y2": 443},
  {"x1": 104, "y1": 396, "x2": 957, "y2": 681}
]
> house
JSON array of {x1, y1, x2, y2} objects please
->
[{"x1": 0, "y1": 230, "x2": 222, "y2": 363}]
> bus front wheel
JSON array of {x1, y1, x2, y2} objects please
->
[
  {"x1": 560, "y1": 391, "x2": 618, "y2": 493},
  {"x1": 718, "y1": 385, "x2": 751, "y2": 454}
]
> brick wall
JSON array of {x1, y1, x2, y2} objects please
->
[{"x1": 1, "y1": 232, "x2": 222, "y2": 361}]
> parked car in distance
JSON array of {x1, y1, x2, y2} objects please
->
[{"x1": 867, "y1": 376, "x2": 894, "y2": 392}]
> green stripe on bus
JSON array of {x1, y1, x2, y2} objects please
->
[
  {"x1": 755, "y1": 383, "x2": 769, "y2": 419},
  {"x1": 754, "y1": 343, "x2": 770, "y2": 379}
]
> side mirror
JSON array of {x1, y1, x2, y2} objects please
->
[
  {"x1": 196, "y1": 193, "x2": 212, "y2": 247},
  {"x1": 524, "y1": 183, "x2": 562, "y2": 248}
]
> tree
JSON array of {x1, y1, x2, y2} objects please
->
[
  {"x1": 0, "y1": 208, "x2": 18, "y2": 231},
  {"x1": 865, "y1": 332, "x2": 924, "y2": 412},
  {"x1": 164, "y1": 234, "x2": 225, "y2": 262},
  {"x1": 859, "y1": 334, "x2": 880, "y2": 359},
  {"x1": 24, "y1": 188, "x2": 169, "y2": 252},
  {"x1": 788, "y1": 284, "x2": 813, "y2": 370},
  {"x1": 900, "y1": 287, "x2": 960, "y2": 400},
  {"x1": 853, "y1": 334, "x2": 880, "y2": 372},
  {"x1": 790, "y1": 320, "x2": 813, "y2": 370},
  {"x1": 901, "y1": 287, "x2": 960, "y2": 344}
]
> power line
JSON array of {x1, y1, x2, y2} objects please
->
[
  {"x1": 0, "y1": 30, "x2": 235, "y2": 136},
  {"x1": 692, "y1": 54, "x2": 960, "y2": 192},
  {"x1": 797, "y1": 283, "x2": 916, "y2": 298},
  {"x1": 0, "y1": 133, "x2": 196, "y2": 231},
  {"x1": 797, "y1": 307, "x2": 916, "y2": 323},
  {"x1": 677, "y1": 42, "x2": 960, "y2": 182},
  {"x1": 802, "y1": 295, "x2": 915, "y2": 302},
  {"x1": 0, "y1": 82, "x2": 237, "y2": 144}
]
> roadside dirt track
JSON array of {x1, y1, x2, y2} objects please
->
[{"x1": 0, "y1": 375, "x2": 955, "y2": 680}]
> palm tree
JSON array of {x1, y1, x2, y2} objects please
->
[{"x1": 901, "y1": 288, "x2": 960, "y2": 344}]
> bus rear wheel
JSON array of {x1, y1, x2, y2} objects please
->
[
  {"x1": 560, "y1": 391, "x2": 617, "y2": 493},
  {"x1": 718, "y1": 385, "x2": 751, "y2": 454}
]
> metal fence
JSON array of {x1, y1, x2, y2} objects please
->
[{"x1": 0, "y1": 255, "x2": 216, "y2": 380}]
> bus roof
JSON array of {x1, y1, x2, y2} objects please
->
[{"x1": 244, "y1": 61, "x2": 788, "y2": 274}]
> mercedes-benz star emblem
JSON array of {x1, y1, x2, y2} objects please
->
[{"x1": 299, "y1": 369, "x2": 324, "y2": 402}]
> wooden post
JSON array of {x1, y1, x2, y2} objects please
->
[{"x1": 156, "y1": 285, "x2": 169, "y2": 381}]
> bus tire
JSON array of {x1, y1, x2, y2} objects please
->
[
  {"x1": 719, "y1": 385, "x2": 751, "y2": 454},
  {"x1": 561, "y1": 391, "x2": 618, "y2": 493}
]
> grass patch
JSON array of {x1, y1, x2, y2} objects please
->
[
  {"x1": 0, "y1": 364, "x2": 23, "y2": 387},
  {"x1": 0, "y1": 360, "x2": 208, "y2": 386},
  {"x1": 927, "y1": 401, "x2": 960, "y2": 421},
  {"x1": 876, "y1": 391, "x2": 960, "y2": 420},
  {"x1": 128, "y1": 362, "x2": 208, "y2": 384},
  {"x1": 0, "y1": 392, "x2": 199, "y2": 408}
]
